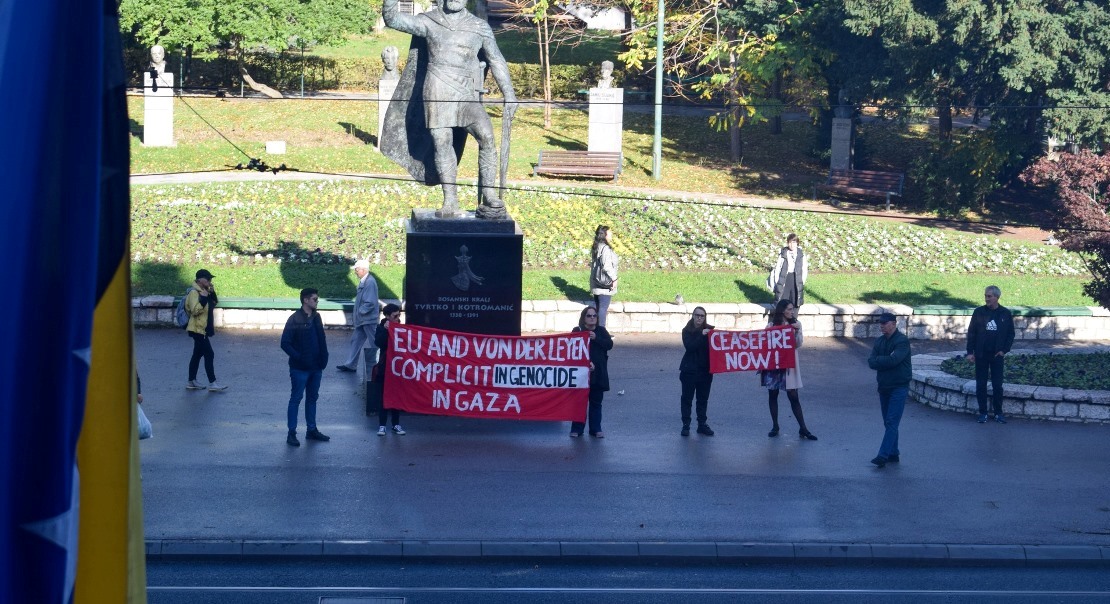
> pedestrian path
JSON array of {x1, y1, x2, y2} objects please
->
[{"x1": 136, "y1": 328, "x2": 1109, "y2": 562}]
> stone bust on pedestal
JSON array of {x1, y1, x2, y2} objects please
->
[
  {"x1": 380, "y1": 45, "x2": 399, "y2": 80},
  {"x1": 149, "y1": 45, "x2": 167, "y2": 76},
  {"x1": 597, "y1": 60, "x2": 614, "y2": 89}
]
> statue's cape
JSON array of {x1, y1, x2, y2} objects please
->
[{"x1": 380, "y1": 29, "x2": 467, "y2": 186}]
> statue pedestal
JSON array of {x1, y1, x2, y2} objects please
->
[
  {"x1": 830, "y1": 117, "x2": 853, "y2": 170},
  {"x1": 377, "y1": 79, "x2": 399, "y2": 150},
  {"x1": 588, "y1": 87, "x2": 623, "y2": 154},
  {"x1": 143, "y1": 72, "x2": 174, "y2": 147},
  {"x1": 404, "y1": 209, "x2": 523, "y2": 336}
]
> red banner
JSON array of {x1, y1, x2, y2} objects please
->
[
  {"x1": 708, "y1": 324, "x2": 797, "y2": 374},
  {"x1": 383, "y1": 324, "x2": 591, "y2": 421}
]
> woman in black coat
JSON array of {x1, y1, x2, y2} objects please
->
[
  {"x1": 372, "y1": 303, "x2": 405, "y2": 435},
  {"x1": 570, "y1": 305, "x2": 614, "y2": 438},
  {"x1": 679, "y1": 306, "x2": 715, "y2": 437}
]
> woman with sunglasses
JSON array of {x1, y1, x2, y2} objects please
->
[
  {"x1": 570, "y1": 305, "x2": 613, "y2": 438},
  {"x1": 679, "y1": 306, "x2": 715, "y2": 436}
]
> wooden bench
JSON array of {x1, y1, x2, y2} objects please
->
[
  {"x1": 814, "y1": 169, "x2": 905, "y2": 210},
  {"x1": 534, "y1": 150, "x2": 622, "y2": 181}
]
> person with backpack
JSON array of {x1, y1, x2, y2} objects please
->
[{"x1": 184, "y1": 269, "x2": 227, "y2": 392}]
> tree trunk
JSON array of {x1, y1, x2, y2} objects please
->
[
  {"x1": 770, "y1": 70, "x2": 783, "y2": 135},
  {"x1": 729, "y1": 54, "x2": 742, "y2": 161},
  {"x1": 541, "y1": 16, "x2": 552, "y2": 129}
]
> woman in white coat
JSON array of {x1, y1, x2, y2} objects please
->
[{"x1": 762, "y1": 299, "x2": 816, "y2": 440}]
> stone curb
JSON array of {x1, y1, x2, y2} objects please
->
[{"x1": 144, "y1": 540, "x2": 1109, "y2": 563}]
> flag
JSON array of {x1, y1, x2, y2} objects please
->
[{"x1": 0, "y1": 0, "x2": 143, "y2": 602}]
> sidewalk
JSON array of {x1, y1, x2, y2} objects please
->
[{"x1": 137, "y1": 328, "x2": 1110, "y2": 562}]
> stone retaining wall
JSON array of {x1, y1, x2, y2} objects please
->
[
  {"x1": 132, "y1": 297, "x2": 1110, "y2": 340},
  {"x1": 910, "y1": 347, "x2": 1110, "y2": 424}
]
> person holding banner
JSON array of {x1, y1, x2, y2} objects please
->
[
  {"x1": 570, "y1": 306, "x2": 614, "y2": 438},
  {"x1": 762, "y1": 300, "x2": 817, "y2": 440},
  {"x1": 679, "y1": 306, "x2": 715, "y2": 437},
  {"x1": 373, "y1": 303, "x2": 406, "y2": 436},
  {"x1": 590, "y1": 225, "x2": 619, "y2": 327}
]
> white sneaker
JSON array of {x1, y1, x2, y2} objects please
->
[
  {"x1": 377, "y1": 426, "x2": 386, "y2": 436},
  {"x1": 186, "y1": 380, "x2": 204, "y2": 390},
  {"x1": 392, "y1": 425, "x2": 406, "y2": 435},
  {"x1": 208, "y1": 381, "x2": 228, "y2": 392}
]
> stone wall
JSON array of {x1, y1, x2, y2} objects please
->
[
  {"x1": 132, "y1": 297, "x2": 1110, "y2": 340},
  {"x1": 910, "y1": 347, "x2": 1110, "y2": 424}
]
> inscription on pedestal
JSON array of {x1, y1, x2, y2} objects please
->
[
  {"x1": 588, "y1": 88, "x2": 624, "y2": 154},
  {"x1": 143, "y1": 72, "x2": 174, "y2": 147},
  {"x1": 377, "y1": 79, "x2": 399, "y2": 150},
  {"x1": 405, "y1": 210, "x2": 523, "y2": 335},
  {"x1": 830, "y1": 117, "x2": 853, "y2": 171}
]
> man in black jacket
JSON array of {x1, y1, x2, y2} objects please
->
[
  {"x1": 966, "y1": 285, "x2": 1016, "y2": 424},
  {"x1": 280, "y1": 288, "x2": 331, "y2": 446}
]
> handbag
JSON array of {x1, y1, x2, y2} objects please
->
[
  {"x1": 760, "y1": 369, "x2": 786, "y2": 390},
  {"x1": 592, "y1": 256, "x2": 613, "y2": 289}
]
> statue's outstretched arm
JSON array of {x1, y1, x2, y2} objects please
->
[{"x1": 382, "y1": 0, "x2": 426, "y2": 37}]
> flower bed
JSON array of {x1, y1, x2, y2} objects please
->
[
  {"x1": 131, "y1": 181, "x2": 1085, "y2": 276},
  {"x1": 910, "y1": 347, "x2": 1110, "y2": 424}
]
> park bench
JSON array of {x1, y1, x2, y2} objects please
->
[
  {"x1": 534, "y1": 150, "x2": 622, "y2": 181},
  {"x1": 814, "y1": 169, "x2": 905, "y2": 211}
]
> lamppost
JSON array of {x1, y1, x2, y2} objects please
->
[{"x1": 651, "y1": 0, "x2": 664, "y2": 180}]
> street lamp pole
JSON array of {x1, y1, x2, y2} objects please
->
[{"x1": 651, "y1": 0, "x2": 664, "y2": 180}]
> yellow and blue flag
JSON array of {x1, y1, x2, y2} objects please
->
[{"x1": 0, "y1": 0, "x2": 143, "y2": 602}]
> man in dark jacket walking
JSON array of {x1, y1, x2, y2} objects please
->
[
  {"x1": 867, "y1": 312, "x2": 912, "y2": 468},
  {"x1": 966, "y1": 285, "x2": 1016, "y2": 424},
  {"x1": 280, "y1": 288, "x2": 331, "y2": 446}
]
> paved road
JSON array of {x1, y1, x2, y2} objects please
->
[
  {"x1": 137, "y1": 328, "x2": 1110, "y2": 547},
  {"x1": 146, "y1": 558, "x2": 1110, "y2": 603}
]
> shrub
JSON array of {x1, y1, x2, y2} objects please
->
[{"x1": 909, "y1": 129, "x2": 1034, "y2": 217}]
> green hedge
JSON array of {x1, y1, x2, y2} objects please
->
[{"x1": 127, "y1": 48, "x2": 606, "y2": 97}]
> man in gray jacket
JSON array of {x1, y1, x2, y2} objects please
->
[
  {"x1": 336, "y1": 259, "x2": 380, "y2": 372},
  {"x1": 867, "y1": 312, "x2": 912, "y2": 468}
]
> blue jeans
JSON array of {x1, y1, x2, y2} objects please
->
[
  {"x1": 288, "y1": 368, "x2": 322, "y2": 432},
  {"x1": 877, "y1": 386, "x2": 907, "y2": 459}
]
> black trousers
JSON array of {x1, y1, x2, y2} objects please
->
[
  {"x1": 975, "y1": 352, "x2": 1005, "y2": 415},
  {"x1": 679, "y1": 373, "x2": 713, "y2": 426},
  {"x1": 188, "y1": 332, "x2": 215, "y2": 382}
]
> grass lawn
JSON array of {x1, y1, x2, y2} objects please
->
[
  {"x1": 129, "y1": 97, "x2": 929, "y2": 202},
  {"x1": 133, "y1": 262, "x2": 1092, "y2": 308}
]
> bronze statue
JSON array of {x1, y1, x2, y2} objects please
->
[{"x1": 381, "y1": 0, "x2": 518, "y2": 220}]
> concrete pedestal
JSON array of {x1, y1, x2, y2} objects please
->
[
  {"x1": 377, "y1": 79, "x2": 399, "y2": 150},
  {"x1": 830, "y1": 117, "x2": 853, "y2": 170},
  {"x1": 405, "y1": 209, "x2": 523, "y2": 336},
  {"x1": 143, "y1": 71, "x2": 175, "y2": 147},
  {"x1": 588, "y1": 87, "x2": 623, "y2": 154}
]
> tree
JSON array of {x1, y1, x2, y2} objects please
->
[
  {"x1": 1022, "y1": 151, "x2": 1110, "y2": 309},
  {"x1": 120, "y1": 0, "x2": 373, "y2": 75},
  {"x1": 619, "y1": 0, "x2": 807, "y2": 161}
]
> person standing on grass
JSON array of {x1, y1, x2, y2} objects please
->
[
  {"x1": 184, "y1": 269, "x2": 227, "y2": 392},
  {"x1": 867, "y1": 313, "x2": 912, "y2": 468},
  {"x1": 281, "y1": 288, "x2": 331, "y2": 447},
  {"x1": 679, "y1": 306, "x2": 715, "y2": 437},
  {"x1": 373, "y1": 304, "x2": 406, "y2": 436},
  {"x1": 966, "y1": 285, "x2": 1016, "y2": 424},
  {"x1": 763, "y1": 299, "x2": 817, "y2": 441},
  {"x1": 569, "y1": 305, "x2": 614, "y2": 438},
  {"x1": 768, "y1": 233, "x2": 807, "y2": 307},
  {"x1": 337, "y1": 259, "x2": 380, "y2": 373},
  {"x1": 590, "y1": 225, "x2": 619, "y2": 327}
]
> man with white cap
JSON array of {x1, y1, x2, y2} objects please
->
[{"x1": 336, "y1": 259, "x2": 380, "y2": 372}]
